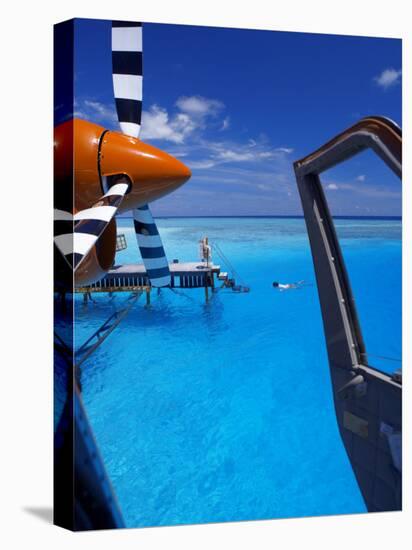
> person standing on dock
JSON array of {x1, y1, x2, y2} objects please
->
[{"x1": 199, "y1": 237, "x2": 212, "y2": 267}]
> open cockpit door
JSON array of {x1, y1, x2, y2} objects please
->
[{"x1": 294, "y1": 116, "x2": 402, "y2": 512}]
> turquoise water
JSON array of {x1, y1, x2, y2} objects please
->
[{"x1": 76, "y1": 217, "x2": 401, "y2": 527}]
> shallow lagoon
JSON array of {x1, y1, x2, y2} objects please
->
[{"x1": 77, "y1": 217, "x2": 401, "y2": 527}]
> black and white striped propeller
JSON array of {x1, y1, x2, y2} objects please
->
[
  {"x1": 54, "y1": 177, "x2": 129, "y2": 271},
  {"x1": 111, "y1": 21, "x2": 171, "y2": 288}
]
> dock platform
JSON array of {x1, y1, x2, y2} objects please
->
[{"x1": 76, "y1": 261, "x2": 221, "y2": 302}]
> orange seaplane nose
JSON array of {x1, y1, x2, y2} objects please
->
[{"x1": 100, "y1": 131, "x2": 191, "y2": 212}]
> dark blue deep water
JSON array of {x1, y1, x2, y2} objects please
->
[{"x1": 76, "y1": 217, "x2": 401, "y2": 527}]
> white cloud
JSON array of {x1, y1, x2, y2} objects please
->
[
  {"x1": 189, "y1": 159, "x2": 219, "y2": 169},
  {"x1": 257, "y1": 183, "x2": 272, "y2": 191},
  {"x1": 374, "y1": 68, "x2": 402, "y2": 90},
  {"x1": 216, "y1": 149, "x2": 255, "y2": 162},
  {"x1": 325, "y1": 180, "x2": 400, "y2": 200},
  {"x1": 186, "y1": 140, "x2": 294, "y2": 170},
  {"x1": 175, "y1": 95, "x2": 224, "y2": 118},
  {"x1": 356, "y1": 175, "x2": 366, "y2": 182},
  {"x1": 140, "y1": 105, "x2": 196, "y2": 144},
  {"x1": 140, "y1": 95, "x2": 226, "y2": 144},
  {"x1": 215, "y1": 146, "x2": 292, "y2": 163},
  {"x1": 74, "y1": 99, "x2": 118, "y2": 124},
  {"x1": 221, "y1": 116, "x2": 230, "y2": 131}
]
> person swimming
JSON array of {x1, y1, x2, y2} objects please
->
[{"x1": 272, "y1": 280, "x2": 305, "y2": 291}]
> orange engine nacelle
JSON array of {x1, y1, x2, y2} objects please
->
[{"x1": 54, "y1": 118, "x2": 191, "y2": 287}]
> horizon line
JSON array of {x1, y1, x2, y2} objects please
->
[{"x1": 117, "y1": 214, "x2": 402, "y2": 220}]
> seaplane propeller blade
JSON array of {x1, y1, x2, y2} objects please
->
[
  {"x1": 111, "y1": 20, "x2": 171, "y2": 287},
  {"x1": 133, "y1": 205, "x2": 171, "y2": 288},
  {"x1": 111, "y1": 21, "x2": 143, "y2": 138},
  {"x1": 54, "y1": 177, "x2": 129, "y2": 270}
]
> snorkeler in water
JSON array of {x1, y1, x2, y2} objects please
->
[{"x1": 272, "y1": 280, "x2": 305, "y2": 291}]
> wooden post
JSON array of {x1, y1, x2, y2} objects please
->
[
  {"x1": 204, "y1": 274, "x2": 209, "y2": 303},
  {"x1": 210, "y1": 270, "x2": 215, "y2": 290},
  {"x1": 146, "y1": 287, "x2": 151, "y2": 306}
]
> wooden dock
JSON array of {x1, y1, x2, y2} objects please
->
[{"x1": 76, "y1": 261, "x2": 222, "y2": 302}]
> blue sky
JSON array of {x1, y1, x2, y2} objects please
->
[{"x1": 71, "y1": 18, "x2": 402, "y2": 216}]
